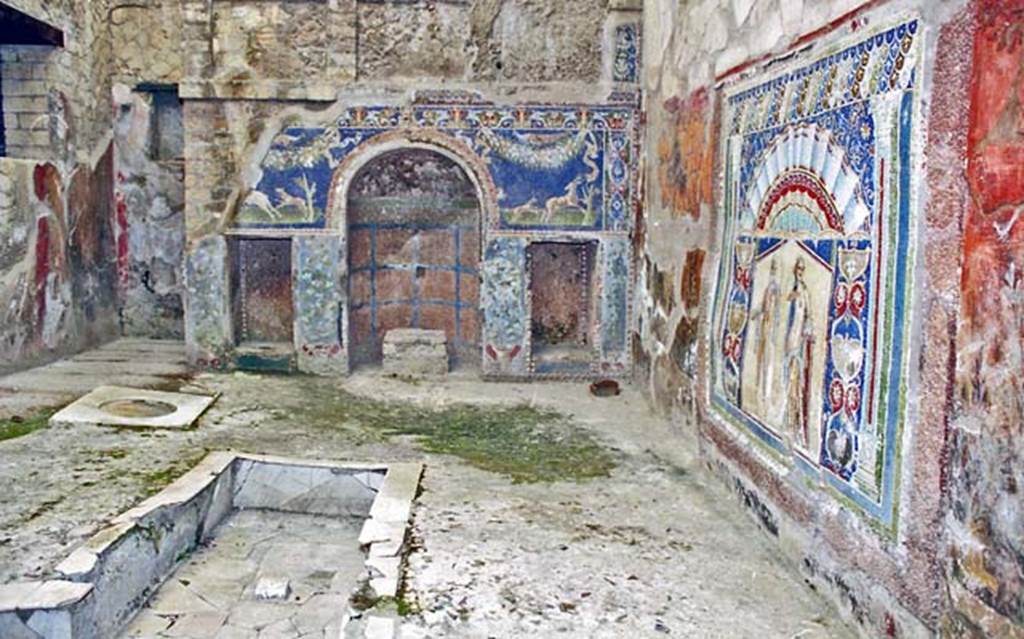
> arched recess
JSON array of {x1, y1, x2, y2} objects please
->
[{"x1": 327, "y1": 130, "x2": 498, "y2": 369}]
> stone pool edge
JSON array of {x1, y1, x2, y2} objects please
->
[{"x1": 0, "y1": 452, "x2": 423, "y2": 639}]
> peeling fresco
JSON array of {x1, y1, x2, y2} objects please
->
[
  {"x1": 709, "y1": 18, "x2": 922, "y2": 528},
  {"x1": 114, "y1": 87, "x2": 186, "y2": 339},
  {"x1": 671, "y1": 249, "x2": 706, "y2": 378},
  {"x1": 657, "y1": 89, "x2": 714, "y2": 220},
  {"x1": 950, "y1": 0, "x2": 1024, "y2": 630},
  {"x1": 0, "y1": 151, "x2": 118, "y2": 373}
]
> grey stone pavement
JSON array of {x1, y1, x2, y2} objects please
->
[
  {"x1": 122, "y1": 511, "x2": 364, "y2": 639},
  {"x1": 0, "y1": 339, "x2": 856, "y2": 638}
]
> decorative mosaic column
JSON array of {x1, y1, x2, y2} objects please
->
[
  {"x1": 293, "y1": 234, "x2": 348, "y2": 375},
  {"x1": 599, "y1": 236, "x2": 631, "y2": 373},
  {"x1": 481, "y1": 237, "x2": 528, "y2": 376},
  {"x1": 184, "y1": 235, "x2": 232, "y2": 369}
]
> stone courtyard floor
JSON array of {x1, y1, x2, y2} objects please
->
[{"x1": 0, "y1": 339, "x2": 855, "y2": 638}]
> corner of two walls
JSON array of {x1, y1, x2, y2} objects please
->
[
  {"x1": 635, "y1": 0, "x2": 1021, "y2": 636},
  {"x1": 0, "y1": 0, "x2": 120, "y2": 375}
]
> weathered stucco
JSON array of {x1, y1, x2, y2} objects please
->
[
  {"x1": 0, "y1": 0, "x2": 120, "y2": 372},
  {"x1": 948, "y1": 1, "x2": 1024, "y2": 634}
]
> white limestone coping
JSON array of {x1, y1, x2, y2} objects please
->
[
  {"x1": 383, "y1": 328, "x2": 448, "y2": 346},
  {"x1": 6, "y1": 452, "x2": 422, "y2": 639},
  {"x1": 48, "y1": 385, "x2": 217, "y2": 430},
  {"x1": 0, "y1": 581, "x2": 92, "y2": 613}
]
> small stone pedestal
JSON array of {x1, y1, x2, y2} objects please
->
[{"x1": 382, "y1": 329, "x2": 449, "y2": 377}]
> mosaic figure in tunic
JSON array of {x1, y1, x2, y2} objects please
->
[
  {"x1": 783, "y1": 257, "x2": 814, "y2": 447},
  {"x1": 750, "y1": 259, "x2": 782, "y2": 412}
]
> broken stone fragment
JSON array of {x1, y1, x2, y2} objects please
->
[{"x1": 253, "y1": 577, "x2": 291, "y2": 601}]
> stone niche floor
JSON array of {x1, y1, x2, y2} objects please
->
[
  {"x1": 123, "y1": 511, "x2": 364, "y2": 638},
  {"x1": 0, "y1": 339, "x2": 858, "y2": 638}
]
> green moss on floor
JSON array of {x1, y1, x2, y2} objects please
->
[
  {"x1": 287, "y1": 380, "x2": 617, "y2": 483},
  {"x1": 128, "y1": 448, "x2": 212, "y2": 497},
  {"x1": 0, "y1": 410, "x2": 53, "y2": 442}
]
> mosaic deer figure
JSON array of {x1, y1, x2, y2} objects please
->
[{"x1": 541, "y1": 177, "x2": 584, "y2": 225}]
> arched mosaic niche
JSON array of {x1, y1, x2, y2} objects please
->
[
  {"x1": 342, "y1": 147, "x2": 483, "y2": 368},
  {"x1": 709, "y1": 17, "x2": 922, "y2": 530}
]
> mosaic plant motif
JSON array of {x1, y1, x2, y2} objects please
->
[
  {"x1": 613, "y1": 23, "x2": 640, "y2": 84},
  {"x1": 710, "y1": 19, "x2": 921, "y2": 526},
  {"x1": 238, "y1": 105, "x2": 637, "y2": 232}
]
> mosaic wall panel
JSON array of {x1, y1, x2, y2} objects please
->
[
  {"x1": 709, "y1": 18, "x2": 921, "y2": 526},
  {"x1": 600, "y1": 236, "x2": 630, "y2": 371},
  {"x1": 238, "y1": 105, "x2": 637, "y2": 233},
  {"x1": 184, "y1": 235, "x2": 232, "y2": 368},
  {"x1": 612, "y1": 23, "x2": 640, "y2": 84}
]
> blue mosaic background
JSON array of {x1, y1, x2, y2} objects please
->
[{"x1": 238, "y1": 105, "x2": 637, "y2": 233}]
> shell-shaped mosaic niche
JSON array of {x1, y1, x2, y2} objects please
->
[{"x1": 741, "y1": 125, "x2": 871, "y2": 236}]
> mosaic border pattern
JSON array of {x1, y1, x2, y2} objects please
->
[{"x1": 239, "y1": 105, "x2": 638, "y2": 234}]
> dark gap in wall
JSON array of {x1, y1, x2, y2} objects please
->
[
  {"x1": 0, "y1": 59, "x2": 5, "y2": 157},
  {"x1": 528, "y1": 241, "x2": 597, "y2": 375},
  {"x1": 231, "y1": 238, "x2": 294, "y2": 346},
  {"x1": 137, "y1": 84, "x2": 183, "y2": 164},
  {"x1": 0, "y1": 4, "x2": 64, "y2": 46}
]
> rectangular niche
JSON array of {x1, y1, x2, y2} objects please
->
[
  {"x1": 527, "y1": 241, "x2": 598, "y2": 375},
  {"x1": 231, "y1": 238, "x2": 293, "y2": 348}
]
